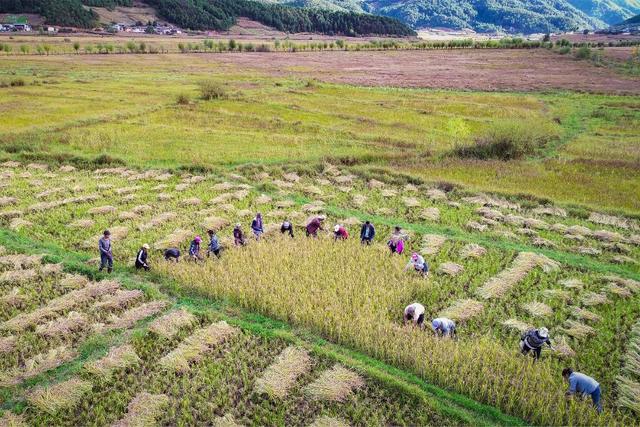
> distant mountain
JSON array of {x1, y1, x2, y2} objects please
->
[{"x1": 566, "y1": 0, "x2": 640, "y2": 24}]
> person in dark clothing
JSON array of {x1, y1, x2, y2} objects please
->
[
  {"x1": 98, "y1": 230, "x2": 113, "y2": 273},
  {"x1": 164, "y1": 248, "x2": 181, "y2": 262},
  {"x1": 189, "y1": 236, "x2": 203, "y2": 262},
  {"x1": 360, "y1": 221, "x2": 375, "y2": 245},
  {"x1": 251, "y1": 213, "x2": 264, "y2": 241},
  {"x1": 233, "y1": 224, "x2": 246, "y2": 246},
  {"x1": 306, "y1": 215, "x2": 325, "y2": 238},
  {"x1": 135, "y1": 244, "x2": 150, "y2": 271},
  {"x1": 207, "y1": 229, "x2": 222, "y2": 258},
  {"x1": 520, "y1": 327, "x2": 554, "y2": 360},
  {"x1": 280, "y1": 220, "x2": 294, "y2": 238}
]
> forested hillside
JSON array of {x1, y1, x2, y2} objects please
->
[
  {"x1": 0, "y1": 0, "x2": 414, "y2": 35},
  {"x1": 566, "y1": 0, "x2": 640, "y2": 24}
]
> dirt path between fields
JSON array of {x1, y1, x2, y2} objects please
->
[{"x1": 209, "y1": 49, "x2": 640, "y2": 94}]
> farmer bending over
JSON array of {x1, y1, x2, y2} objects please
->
[
  {"x1": 562, "y1": 368, "x2": 602, "y2": 413},
  {"x1": 306, "y1": 215, "x2": 325, "y2": 238},
  {"x1": 189, "y1": 236, "x2": 203, "y2": 261},
  {"x1": 207, "y1": 229, "x2": 222, "y2": 258},
  {"x1": 334, "y1": 224, "x2": 349, "y2": 241},
  {"x1": 432, "y1": 318, "x2": 456, "y2": 338},
  {"x1": 135, "y1": 243, "x2": 150, "y2": 271},
  {"x1": 403, "y1": 302, "x2": 425, "y2": 328},
  {"x1": 280, "y1": 220, "x2": 294, "y2": 238},
  {"x1": 98, "y1": 230, "x2": 113, "y2": 274},
  {"x1": 251, "y1": 213, "x2": 264, "y2": 241},
  {"x1": 388, "y1": 226, "x2": 405, "y2": 255},
  {"x1": 520, "y1": 327, "x2": 554, "y2": 361},
  {"x1": 360, "y1": 220, "x2": 375, "y2": 245},
  {"x1": 405, "y1": 252, "x2": 429, "y2": 276},
  {"x1": 233, "y1": 224, "x2": 246, "y2": 246},
  {"x1": 164, "y1": 248, "x2": 181, "y2": 262}
]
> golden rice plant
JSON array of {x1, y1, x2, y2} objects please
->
[
  {"x1": 309, "y1": 416, "x2": 349, "y2": 427},
  {"x1": 154, "y1": 229, "x2": 193, "y2": 250},
  {"x1": 201, "y1": 217, "x2": 230, "y2": 232},
  {"x1": 0, "y1": 411, "x2": 26, "y2": 426},
  {"x1": 0, "y1": 336, "x2": 17, "y2": 354},
  {"x1": 477, "y1": 252, "x2": 559, "y2": 299},
  {"x1": 112, "y1": 392, "x2": 169, "y2": 427},
  {"x1": 305, "y1": 365, "x2": 364, "y2": 402},
  {"x1": 617, "y1": 376, "x2": 640, "y2": 414},
  {"x1": 84, "y1": 344, "x2": 140, "y2": 379},
  {"x1": 59, "y1": 274, "x2": 89, "y2": 290},
  {"x1": 159, "y1": 321, "x2": 238, "y2": 373},
  {"x1": 255, "y1": 346, "x2": 312, "y2": 398},
  {"x1": 561, "y1": 320, "x2": 596, "y2": 339},
  {"x1": 27, "y1": 378, "x2": 92, "y2": 414},
  {"x1": 437, "y1": 262, "x2": 464, "y2": 277},
  {"x1": 420, "y1": 234, "x2": 447, "y2": 256},
  {"x1": 522, "y1": 301, "x2": 553, "y2": 317},
  {"x1": 104, "y1": 301, "x2": 168, "y2": 331},
  {"x1": 439, "y1": 299, "x2": 484, "y2": 322},
  {"x1": 139, "y1": 212, "x2": 177, "y2": 231},
  {"x1": 35, "y1": 311, "x2": 88, "y2": 338},
  {"x1": 459, "y1": 244, "x2": 487, "y2": 259},
  {"x1": 0, "y1": 346, "x2": 77, "y2": 386},
  {"x1": 212, "y1": 414, "x2": 242, "y2": 427},
  {"x1": 148, "y1": 309, "x2": 197, "y2": 338}
]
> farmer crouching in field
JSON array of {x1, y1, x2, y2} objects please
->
[
  {"x1": 306, "y1": 215, "x2": 325, "y2": 238},
  {"x1": 520, "y1": 327, "x2": 554, "y2": 361},
  {"x1": 233, "y1": 223, "x2": 246, "y2": 246},
  {"x1": 403, "y1": 302, "x2": 425, "y2": 329},
  {"x1": 280, "y1": 219, "x2": 294, "y2": 238},
  {"x1": 562, "y1": 368, "x2": 603, "y2": 413},
  {"x1": 251, "y1": 212, "x2": 264, "y2": 241},
  {"x1": 207, "y1": 229, "x2": 222, "y2": 258},
  {"x1": 405, "y1": 252, "x2": 429, "y2": 277},
  {"x1": 360, "y1": 220, "x2": 375, "y2": 245},
  {"x1": 189, "y1": 236, "x2": 203, "y2": 262},
  {"x1": 164, "y1": 248, "x2": 181, "y2": 262},
  {"x1": 98, "y1": 230, "x2": 113, "y2": 274},
  {"x1": 135, "y1": 244, "x2": 150, "y2": 271},
  {"x1": 333, "y1": 224, "x2": 349, "y2": 241},
  {"x1": 432, "y1": 318, "x2": 456, "y2": 338},
  {"x1": 388, "y1": 226, "x2": 405, "y2": 255}
]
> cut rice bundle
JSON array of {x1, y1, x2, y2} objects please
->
[
  {"x1": 459, "y1": 244, "x2": 486, "y2": 259},
  {"x1": 0, "y1": 197, "x2": 18, "y2": 207},
  {"x1": 502, "y1": 319, "x2": 532, "y2": 333},
  {"x1": 570, "y1": 307, "x2": 601, "y2": 322},
  {"x1": 0, "y1": 269, "x2": 38, "y2": 286},
  {"x1": 255, "y1": 172, "x2": 270, "y2": 180},
  {"x1": 381, "y1": 189, "x2": 397, "y2": 198},
  {"x1": 8, "y1": 218, "x2": 31, "y2": 231},
  {"x1": 402, "y1": 197, "x2": 420, "y2": 208},
  {"x1": 592, "y1": 230, "x2": 623, "y2": 242},
  {"x1": 541, "y1": 289, "x2": 570, "y2": 301},
  {"x1": 351, "y1": 195, "x2": 367, "y2": 208},
  {"x1": 419, "y1": 207, "x2": 440, "y2": 221},
  {"x1": 159, "y1": 321, "x2": 238, "y2": 373},
  {"x1": 276, "y1": 200, "x2": 295, "y2": 209},
  {"x1": 551, "y1": 223, "x2": 568, "y2": 233},
  {"x1": 439, "y1": 299, "x2": 484, "y2": 322},
  {"x1": 157, "y1": 193, "x2": 172, "y2": 201},
  {"x1": 70, "y1": 219, "x2": 95, "y2": 228},
  {"x1": 92, "y1": 289, "x2": 144, "y2": 311},
  {"x1": 115, "y1": 186, "x2": 141, "y2": 196},
  {"x1": 103, "y1": 301, "x2": 168, "y2": 331},
  {"x1": 0, "y1": 254, "x2": 43, "y2": 269},
  {"x1": 604, "y1": 275, "x2": 640, "y2": 293},
  {"x1": 154, "y1": 229, "x2": 192, "y2": 250},
  {"x1": 118, "y1": 211, "x2": 138, "y2": 221},
  {"x1": 266, "y1": 210, "x2": 287, "y2": 219},
  {"x1": 0, "y1": 210, "x2": 22, "y2": 221},
  {"x1": 437, "y1": 262, "x2": 464, "y2": 277},
  {"x1": 303, "y1": 185, "x2": 323, "y2": 196},
  {"x1": 59, "y1": 165, "x2": 76, "y2": 172},
  {"x1": 466, "y1": 221, "x2": 488, "y2": 232},
  {"x1": 532, "y1": 237, "x2": 556, "y2": 248},
  {"x1": 212, "y1": 414, "x2": 243, "y2": 427},
  {"x1": 426, "y1": 188, "x2": 447, "y2": 200},
  {"x1": 255, "y1": 346, "x2": 312, "y2": 398},
  {"x1": 476, "y1": 207, "x2": 504, "y2": 221},
  {"x1": 26, "y1": 163, "x2": 48, "y2": 171},
  {"x1": 88, "y1": 205, "x2": 117, "y2": 215},
  {"x1": 566, "y1": 225, "x2": 592, "y2": 237},
  {"x1": 35, "y1": 311, "x2": 88, "y2": 338},
  {"x1": 212, "y1": 182, "x2": 235, "y2": 192},
  {"x1": 254, "y1": 194, "x2": 272, "y2": 205},
  {"x1": 612, "y1": 255, "x2": 637, "y2": 265},
  {"x1": 1, "y1": 160, "x2": 21, "y2": 168},
  {"x1": 283, "y1": 172, "x2": 300, "y2": 182},
  {"x1": 617, "y1": 376, "x2": 640, "y2": 414},
  {"x1": 333, "y1": 175, "x2": 354, "y2": 184},
  {"x1": 85, "y1": 344, "x2": 141, "y2": 379},
  {"x1": 175, "y1": 183, "x2": 190, "y2": 192},
  {"x1": 302, "y1": 202, "x2": 325, "y2": 213},
  {"x1": 559, "y1": 278, "x2": 583, "y2": 290},
  {"x1": 607, "y1": 283, "x2": 633, "y2": 298},
  {"x1": 533, "y1": 206, "x2": 567, "y2": 217},
  {"x1": 522, "y1": 301, "x2": 553, "y2": 317},
  {"x1": 112, "y1": 392, "x2": 169, "y2": 427},
  {"x1": 180, "y1": 197, "x2": 202, "y2": 207},
  {"x1": 553, "y1": 335, "x2": 576, "y2": 358},
  {"x1": 272, "y1": 180, "x2": 294, "y2": 189},
  {"x1": 148, "y1": 309, "x2": 197, "y2": 338},
  {"x1": 139, "y1": 212, "x2": 177, "y2": 231},
  {"x1": 0, "y1": 346, "x2": 77, "y2": 387},
  {"x1": 305, "y1": 365, "x2": 364, "y2": 402},
  {"x1": 202, "y1": 216, "x2": 230, "y2": 232},
  {"x1": 309, "y1": 416, "x2": 350, "y2": 427},
  {"x1": 523, "y1": 218, "x2": 549, "y2": 230},
  {"x1": 0, "y1": 287, "x2": 24, "y2": 307},
  {"x1": 420, "y1": 234, "x2": 447, "y2": 256},
  {"x1": 562, "y1": 320, "x2": 596, "y2": 339},
  {"x1": 27, "y1": 378, "x2": 92, "y2": 414},
  {"x1": 0, "y1": 412, "x2": 26, "y2": 426},
  {"x1": 589, "y1": 212, "x2": 632, "y2": 230},
  {"x1": 504, "y1": 214, "x2": 525, "y2": 226},
  {"x1": 404, "y1": 183, "x2": 419, "y2": 193},
  {"x1": 132, "y1": 205, "x2": 152, "y2": 214},
  {"x1": 581, "y1": 292, "x2": 611, "y2": 306},
  {"x1": 184, "y1": 175, "x2": 205, "y2": 184},
  {"x1": 367, "y1": 179, "x2": 385, "y2": 189},
  {"x1": 516, "y1": 228, "x2": 537, "y2": 237},
  {"x1": 477, "y1": 252, "x2": 560, "y2": 300},
  {"x1": 0, "y1": 335, "x2": 17, "y2": 353},
  {"x1": 340, "y1": 217, "x2": 361, "y2": 226}
]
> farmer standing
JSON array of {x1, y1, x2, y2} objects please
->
[
  {"x1": 306, "y1": 215, "x2": 325, "y2": 238},
  {"x1": 207, "y1": 229, "x2": 222, "y2": 258},
  {"x1": 135, "y1": 244, "x2": 150, "y2": 271},
  {"x1": 432, "y1": 318, "x2": 456, "y2": 338},
  {"x1": 189, "y1": 236, "x2": 203, "y2": 261},
  {"x1": 360, "y1": 220, "x2": 375, "y2": 245},
  {"x1": 333, "y1": 224, "x2": 349, "y2": 241},
  {"x1": 405, "y1": 252, "x2": 429, "y2": 276},
  {"x1": 98, "y1": 230, "x2": 113, "y2": 273},
  {"x1": 280, "y1": 219, "x2": 294, "y2": 238},
  {"x1": 233, "y1": 223, "x2": 246, "y2": 246},
  {"x1": 562, "y1": 368, "x2": 603, "y2": 413},
  {"x1": 403, "y1": 302, "x2": 426, "y2": 328},
  {"x1": 520, "y1": 327, "x2": 555, "y2": 360},
  {"x1": 251, "y1": 212, "x2": 264, "y2": 241}
]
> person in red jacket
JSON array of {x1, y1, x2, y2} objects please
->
[
  {"x1": 306, "y1": 215, "x2": 325, "y2": 238},
  {"x1": 333, "y1": 224, "x2": 348, "y2": 241}
]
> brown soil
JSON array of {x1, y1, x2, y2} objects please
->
[{"x1": 209, "y1": 49, "x2": 640, "y2": 94}]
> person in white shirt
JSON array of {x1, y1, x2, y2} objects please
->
[
  {"x1": 403, "y1": 303, "x2": 426, "y2": 328},
  {"x1": 404, "y1": 252, "x2": 429, "y2": 276}
]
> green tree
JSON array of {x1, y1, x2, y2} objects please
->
[
  {"x1": 228, "y1": 39, "x2": 236, "y2": 51},
  {"x1": 20, "y1": 44, "x2": 30, "y2": 54},
  {"x1": 73, "y1": 41, "x2": 80, "y2": 53}
]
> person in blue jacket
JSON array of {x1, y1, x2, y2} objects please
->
[
  {"x1": 562, "y1": 368, "x2": 602, "y2": 413},
  {"x1": 207, "y1": 229, "x2": 222, "y2": 258},
  {"x1": 360, "y1": 220, "x2": 375, "y2": 245}
]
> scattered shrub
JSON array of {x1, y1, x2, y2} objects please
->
[
  {"x1": 176, "y1": 93, "x2": 190, "y2": 105},
  {"x1": 199, "y1": 81, "x2": 226, "y2": 100}
]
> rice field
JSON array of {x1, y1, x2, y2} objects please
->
[{"x1": 0, "y1": 160, "x2": 638, "y2": 425}]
